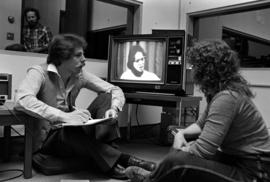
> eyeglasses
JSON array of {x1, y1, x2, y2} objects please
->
[{"x1": 134, "y1": 56, "x2": 145, "y2": 62}]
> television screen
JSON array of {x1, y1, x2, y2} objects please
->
[
  {"x1": 108, "y1": 34, "x2": 189, "y2": 95},
  {"x1": 110, "y1": 38, "x2": 166, "y2": 83}
]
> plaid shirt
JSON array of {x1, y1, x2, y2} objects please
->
[{"x1": 23, "y1": 23, "x2": 53, "y2": 52}]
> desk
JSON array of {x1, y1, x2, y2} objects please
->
[
  {"x1": 124, "y1": 92, "x2": 202, "y2": 140},
  {"x1": 0, "y1": 102, "x2": 33, "y2": 179}
]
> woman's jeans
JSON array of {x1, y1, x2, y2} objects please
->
[{"x1": 147, "y1": 150, "x2": 270, "y2": 182}]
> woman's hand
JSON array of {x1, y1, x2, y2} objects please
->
[{"x1": 172, "y1": 129, "x2": 188, "y2": 150}]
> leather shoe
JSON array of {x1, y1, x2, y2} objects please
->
[
  {"x1": 109, "y1": 164, "x2": 128, "y2": 180},
  {"x1": 125, "y1": 166, "x2": 150, "y2": 182},
  {"x1": 127, "y1": 156, "x2": 156, "y2": 171}
]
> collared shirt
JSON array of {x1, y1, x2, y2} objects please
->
[
  {"x1": 15, "y1": 63, "x2": 125, "y2": 123},
  {"x1": 23, "y1": 23, "x2": 53, "y2": 52}
]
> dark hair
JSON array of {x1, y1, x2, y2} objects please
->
[
  {"x1": 127, "y1": 44, "x2": 146, "y2": 70},
  {"x1": 24, "y1": 7, "x2": 40, "y2": 20},
  {"x1": 186, "y1": 40, "x2": 253, "y2": 102},
  {"x1": 47, "y1": 34, "x2": 87, "y2": 66}
]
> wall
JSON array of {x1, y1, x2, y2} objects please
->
[
  {"x1": 141, "y1": 0, "x2": 180, "y2": 34},
  {"x1": 90, "y1": 0, "x2": 127, "y2": 30},
  {"x1": 0, "y1": 0, "x2": 22, "y2": 49}
]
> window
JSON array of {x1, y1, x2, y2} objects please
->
[{"x1": 222, "y1": 26, "x2": 270, "y2": 67}]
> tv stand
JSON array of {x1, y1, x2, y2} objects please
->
[{"x1": 124, "y1": 92, "x2": 202, "y2": 140}]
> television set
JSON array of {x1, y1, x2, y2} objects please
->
[{"x1": 107, "y1": 33, "x2": 193, "y2": 96}]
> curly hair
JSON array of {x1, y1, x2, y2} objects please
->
[
  {"x1": 47, "y1": 34, "x2": 87, "y2": 66},
  {"x1": 24, "y1": 7, "x2": 40, "y2": 20},
  {"x1": 186, "y1": 40, "x2": 253, "y2": 102}
]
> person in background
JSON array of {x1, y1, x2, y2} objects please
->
[
  {"x1": 120, "y1": 45, "x2": 160, "y2": 81},
  {"x1": 15, "y1": 34, "x2": 156, "y2": 179},
  {"x1": 22, "y1": 7, "x2": 53, "y2": 53},
  {"x1": 126, "y1": 40, "x2": 270, "y2": 182}
]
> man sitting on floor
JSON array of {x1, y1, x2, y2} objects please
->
[{"x1": 15, "y1": 33, "x2": 156, "y2": 179}]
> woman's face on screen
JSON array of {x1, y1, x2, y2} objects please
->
[{"x1": 133, "y1": 51, "x2": 145, "y2": 72}]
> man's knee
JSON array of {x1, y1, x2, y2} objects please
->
[{"x1": 88, "y1": 93, "x2": 112, "y2": 119}]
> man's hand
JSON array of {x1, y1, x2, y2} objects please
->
[
  {"x1": 105, "y1": 108, "x2": 118, "y2": 119},
  {"x1": 59, "y1": 108, "x2": 91, "y2": 126}
]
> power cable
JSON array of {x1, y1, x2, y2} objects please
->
[{"x1": 0, "y1": 169, "x2": 23, "y2": 182}]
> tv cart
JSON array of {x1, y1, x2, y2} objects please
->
[{"x1": 124, "y1": 92, "x2": 202, "y2": 140}]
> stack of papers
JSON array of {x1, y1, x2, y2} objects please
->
[{"x1": 62, "y1": 117, "x2": 113, "y2": 126}]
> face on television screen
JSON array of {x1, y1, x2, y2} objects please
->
[{"x1": 111, "y1": 39, "x2": 166, "y2": 83}]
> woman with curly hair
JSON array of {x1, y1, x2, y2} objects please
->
[{"x1": 126, "y1": 40, "x2": 270, "y2": 182}]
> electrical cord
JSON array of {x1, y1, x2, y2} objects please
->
[
  {"x1": 0, "y1": 169, "x2": 23, "y2": 182},
  {"x1": 135, "y1": 104, "x2": 141, "y2": 126}
]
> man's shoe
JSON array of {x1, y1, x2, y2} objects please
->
[
  {"x1": 125, "y1": 166, "x2": 151, "y2": 182},
  {"x1": 127, "y1": 156, "x2": 156, "y2": 171},
  {"x1": 109, "y1": 164, "x2": 127, "y2": 180}
]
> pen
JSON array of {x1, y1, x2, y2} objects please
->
[{"x1": 70, "y1": 105, "x2": 93, "y2": 120}]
